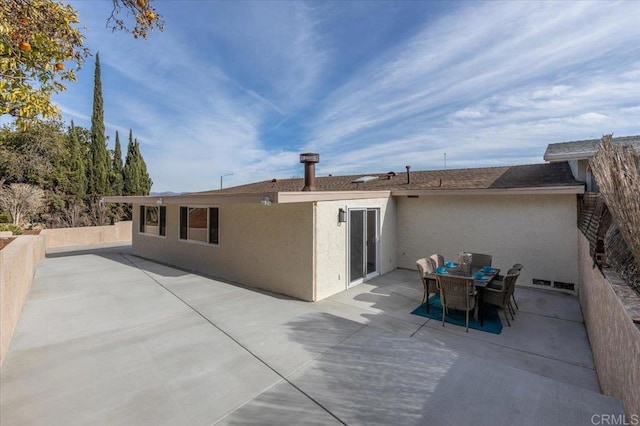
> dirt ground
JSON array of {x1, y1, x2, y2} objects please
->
[{"x1": 0, "y1": 238, "x2": 15, "y2": 251}]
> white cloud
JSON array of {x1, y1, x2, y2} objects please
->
[
  {"x1": 54, "y1": 1, "x2": 640, "y2": 191},
  {"x1": 280, "y1": 1, "x2": 640, "y2": 181}
]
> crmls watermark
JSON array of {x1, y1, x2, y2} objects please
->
[{"x1": 591, "y1": 414, "x2": 640, "y2": 425}]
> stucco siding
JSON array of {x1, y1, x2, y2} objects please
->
[
  {"x1": 315, "y1": 197, "x2": 397, "y2": 300},
  {"x1": 396, "y1": 194, "x2": 579, "y2": 288},
  {"x1": 578, "y1": 233, "x2": 640, "y2": 416},
  {"x1": 132, "y1": 203, "x2": 315, "y2": 301}
]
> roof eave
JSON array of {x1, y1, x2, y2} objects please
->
[
  {"x1": 543, "y1": 152, "x2": 595, "y2": 162},
  {"x1": 392, "y1": 186, "x2": 585, "y2": 196},
  {"x1": 104, "y1": 190, "x2": 393, "y2": 205},
  {"x1": 103, "y1": 192, "x2": 279, "y2": 205}
]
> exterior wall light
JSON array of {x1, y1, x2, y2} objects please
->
[
  {"x1": 338, "y1": 208, "x2": 347, "y2": 223},
  {"x1": 156, "y1": 198, "x2": 163, "y2": 205},
  {"x1": 261, "y1": 196, "x2": 272, "y2": 206}
]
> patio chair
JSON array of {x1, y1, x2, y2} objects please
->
[
  {"x1": 510, "y1": 264, "x2": 523, "y2": 310},
  {"x1": 470, "y1": 252, "x2": 492, "y2": 270},
  {"x1": 416, "y1": 258, "x2": 437, "y2": 312},
  {"x1": 491, "y1": 263, "x2": 523, "y2": 310},
  {"x1": 436, "y1": 274, "x2": 476, "y2": 332},
  {"x1": 429, "y1": 253, "x2": 444, "y2": 268},
  {"x1": 483, "y1": 270, "x2": 520, "y2": 326}
]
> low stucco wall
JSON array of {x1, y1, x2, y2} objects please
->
[
  {"x1": 396, "y1": 194, "x2": 579, "y2": 289},
  {"x1": 132, "y1": 203, "x2": 315, "y2": 301},
  {"x1": 578, "y1": 233, "x2": 640, "y2": 416},
  {"x1": 42, "y1": 221, "x2": 132, "y2": 248},
  {"x1": 0, "y1": 235, "x2": 46, "y2": 366}
]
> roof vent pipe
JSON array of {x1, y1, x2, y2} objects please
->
[
  {"x1": 300, "y1": 153, "x2": 320, "y2": 191},
  {"x1": 406, "y1": 165, "x2": 411, "y2": 184}
]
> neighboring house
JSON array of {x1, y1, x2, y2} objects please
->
[
  {"x1": 107, "y1": 155, "x2": 584, "y2": 302},
  {"x1": 544, "y1": 135, "x2": 640, "y2": 192}
]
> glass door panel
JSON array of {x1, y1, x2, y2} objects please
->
[
  {"x1": 349, "y1": 210, "x2": 365, "y2": 283},
  {"x1": 366, "y1": 209, "x2": 377, "y2": 275}
]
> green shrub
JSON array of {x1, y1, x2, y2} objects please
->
[
  {"x1": 0, "y1": 211, "x2": 9, "y2": 223},
  {"x1": 0, "y1": 224, "x2": 23, "y2": 235}
]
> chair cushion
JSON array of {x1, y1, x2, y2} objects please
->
[{"x1": 487, "y1": 281, "x2": 503, "y2": 290}]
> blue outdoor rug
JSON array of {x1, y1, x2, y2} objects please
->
[{"x1": 411, "y1": 294, "x2": 503, "y2": 334}]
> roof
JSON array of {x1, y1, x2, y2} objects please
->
[
  {"x1": 106, "y1": 162, "x2": 584, "y2": 205},
  {"x1": 544, "y1": 135, "x2": 640, "y2": 162},
  {"x1": 193, "y1": 162, "x2": 581, "y2": 195}
]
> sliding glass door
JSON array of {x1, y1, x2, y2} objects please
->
[{"x1": 349, "y1": 208, "x2": 379, "y2": 286}]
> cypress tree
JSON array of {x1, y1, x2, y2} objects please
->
[
  {"x1": 135, "y1": 138, "x2": 153, "y2": 195},
  {"x1": 110, "y1": 131, "x2": 124, "y2": 195},
  {"x1": 123, "y1": 129, "x2": 140, "y2": 195},
  {"x1": 67, "y1": 121, "x2": 86, "y2": 199},
  {"x1": 89, "y1": 52, "x2": 110, "y2": 195}
]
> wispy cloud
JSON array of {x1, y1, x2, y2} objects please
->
[
  {"x1": 304, "y1": 1, "x2": 640, "y2": 172},
  {"x1": 53, "y1": 1, "x2": 640, "y2": 191}
]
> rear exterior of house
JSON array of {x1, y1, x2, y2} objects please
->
[
  {"x1": 108, "y1": 159, "x2": 584, "y2": 302},
  {"x1": 128, "y1": 193, "x2": 397, "y2": 301}
]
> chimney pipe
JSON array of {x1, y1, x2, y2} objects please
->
[
  {"x1": 406, "y1": 165, "x2": 411, "y2": 184},
  {"x1": 300, "y1": 153, "x2": 320, "y2": 191}
]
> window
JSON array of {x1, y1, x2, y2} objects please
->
[
  {"x1": 180, "y1": 207, "x2": 219, "y2": 244},
  {"x1": 139, "y1": 205, "x2": 166, "y2": 236}
]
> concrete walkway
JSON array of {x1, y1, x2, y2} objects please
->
[{"x1": 1, "y1": 245, "x2": 623, "y2": 425}]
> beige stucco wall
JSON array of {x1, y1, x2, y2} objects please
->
[
  {"x1": 314, "y1": 197, "x2": 397, "y2": 300},
  {"x1": 42, "y1": 221, "x2": 132, "y2": 248},
  {"x1": 132, "y1": 203, "x2": 315, "y2": 301},
  {"x1": 0, "y1": 235, "x2": 46, "y2": 366},
  {"x1": 578, "y1": 233, "x2": 640, "y2": 416},
  {"x1": 396, "y1": 194, "x2": 579, "y2": 288}
]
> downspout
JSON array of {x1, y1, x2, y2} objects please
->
[{"x1": 312, "y1": 201, "x2": 317, "y2": 301}]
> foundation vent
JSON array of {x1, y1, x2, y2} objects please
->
[
  {"x1": 532, "y1": 278, "x2": 552, "y2": 287},
  {"x1": 553, "y1": 281, "x2": 575, "y2": 291}
]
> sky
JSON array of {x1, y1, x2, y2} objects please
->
[{"x1": 51, "y1": 1, "x2": 640, "y2": 193}]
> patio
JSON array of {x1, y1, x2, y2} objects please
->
[{"x1": 0, "y1": 244, "x2": 623, "y2": 425}]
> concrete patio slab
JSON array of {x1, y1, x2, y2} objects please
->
[
  {"x1": 0, "y1": 245, "x2": 624, "y2": 425},
  {"x1": 411, "y1": 322, "x2": 600, "y2": 391},
  {"x1": 287, "y1": 325, "x2": 620, "y2": 426},
  {"x1": 217, "y1": 381, "x2": 342, "y2": 426},
  {"x1": 312, "y1": 299, "x2": 425, "y2": 336}
]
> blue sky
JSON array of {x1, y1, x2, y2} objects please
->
[{"x1": 54, "y1": 1, "x2": 640, "y2": 192}]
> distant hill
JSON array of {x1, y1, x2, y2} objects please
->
[{"x1": 150, "y1": 191, "x2": 184, "y2": 196}]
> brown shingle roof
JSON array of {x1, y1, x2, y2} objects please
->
[
  {"x1": 544, "y1": 135, "x2": 640, "y2": 161},
  {"x1": 192, "y1": 162, "x2": 580, "y2": 195}
]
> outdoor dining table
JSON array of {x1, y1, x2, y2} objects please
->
[{"x1": 438, "y1": 264, "x2": 501, "y2": 326}]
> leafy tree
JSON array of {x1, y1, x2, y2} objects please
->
[
  {"x1": 0, "y1": 0, "x2": 162, "y2": 126},
  {"x1": 0, "y1": 183, "x2": 45, "y2": 225},
  {"x1": 107, "y1": 0, "x2": 164, "y2": 39},
  {"x1": 110, "y1": 130, "x2": 124, "y2": 195},
  {"x1": 88, "y1": 53, "x2": 110, "y2": 195},
  {"x1": 0, "y1": 120, "x2": 67, "y2": 188},
  {"x1": 0, "y1": 0, "x2": 87, "y2": 124}
]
